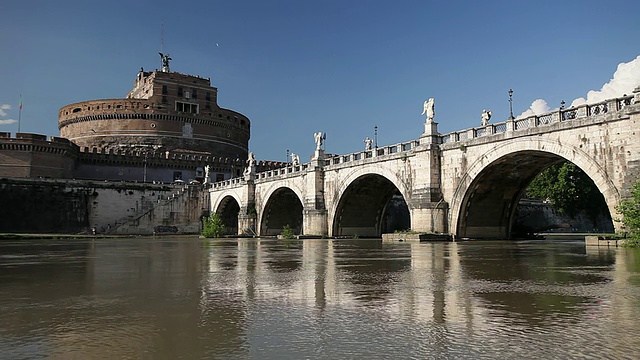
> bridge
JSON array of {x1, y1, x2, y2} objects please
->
[{"x1": 208, "y1": 88, "x2": 640, "y2": 239}]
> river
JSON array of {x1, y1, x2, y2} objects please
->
[{"x1": 1, "y1": 237, "x2": 639, "y2": 359}]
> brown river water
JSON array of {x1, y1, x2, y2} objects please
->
[{"x1": 1, "y1": 237, "x2": 639, "y2": 359}]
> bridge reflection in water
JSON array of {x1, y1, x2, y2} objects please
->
[{"x1": 1, "y1": 237, "x2": 639, "y2": 358}]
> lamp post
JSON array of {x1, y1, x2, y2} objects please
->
[
  {"x1": 286, "y1": 149, "x2": 290, "y2": 164},
  {"x1": 374, "y1": 125, "x2": 378, "y2": 149},
  {"x1": 508, "y1": 89, "x2": 514, "y2": 120}
]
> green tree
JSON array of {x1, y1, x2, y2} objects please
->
[
  {"x1": 526, "y1": 162, "x2": 604, "y2": 222},
  {"x1": 616, "y1": 181, "x2": 640, "y2": 245},
  {"x1": 202, "y1": 213, "x2": 225, "y2": 238}
]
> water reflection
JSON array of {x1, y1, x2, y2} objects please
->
[{"x1": 1, "y1": 238, "x2": 640, "y2": 359}]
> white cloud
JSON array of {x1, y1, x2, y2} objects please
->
[
  {"x1": 517, "y1": 55, "x2": 640, "y2": 117},
  {"x1": 571, "y1": 55, "x2": 640, "y2": 107},
  {"x1": 0, "y1": 104, "x2": 11, "y2": 117},
  {"x1": 0, "y1": 119, "x2": 18, "y2": 125},
  {"x1": 516, "y1": 99, "x2": 552, "y2": 119}
]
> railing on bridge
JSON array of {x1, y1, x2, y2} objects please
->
[
  {"x1": 211, "y1": 177, "x2": 245, "y2": 189},
  {"x1": 257, "y1": 163, "x2": 310, "y2": 179},
  {"x1": 208, "y1": 139, "x2": 421, "y2": 188},
  {"x1": 441, "y1": 95, "x2": 633, "y2": 144},
  {"x1": 324, "y1": 140, "x2": 420, "y2": 167}
]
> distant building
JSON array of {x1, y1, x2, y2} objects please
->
[{"x1": 1, "y1": 61, "x2": 284, "y2": 183}]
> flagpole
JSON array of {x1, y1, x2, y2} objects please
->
[{"x1": 18, "y1": 95, "x2": 22, "y2": 134}]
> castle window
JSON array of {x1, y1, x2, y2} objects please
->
[
  {"x1": 184, "y1": 91, "x2": 191, "y2": 99},
  {"x1": 177, "y1": 87, "x2": 183, "y2": 97},
  {"x1": 162, "y1": 85, "x2": 168, "y2": 94},
  {"x1": 206, "y1": 92, "x2": 211, "y2": 101},
  {"x1": 192, "y1": 89, "x2": 197, "y2": 99},
  {"x1": 175, "y1": 101, "x2": 199, "y2": 114},
  {"x1": 205, "y1": 102, "x2": 210, "y2": 109},
  {"x1": 73, "y1": 108, "x2": 81, "y2": 113}
]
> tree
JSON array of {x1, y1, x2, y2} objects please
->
[
  {"x1": 202, "y1": 213, "x2": 225, "y2": 238},
  {"x1": 616, "y1": 181, "x2": 640, "y2": 245},
  {"x1": 526, "y1": 162, "x2": 605, "y2": 223}
]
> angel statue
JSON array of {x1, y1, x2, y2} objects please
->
[
  {"x1": 422, "y1": 98, "x2": 435, "y2": 123},
  {"x1": 291, "y1": 153, "x2": 300, "y2": 166},
  {"x1": 481, "y1": 109, "x2": 492, "y2": 126},
  {"x1": 204, "y1": 165, "x2": 211, "y2": 183},
  {"x1": 314, "y1": 132, "x2": 324, "y2": 150},
  {"x1": 364, "y1": 137, "x2": 373, "y2": 150},
  {"x1": 159, "y1": 52, "x2": 172, "y2": 71},
  {"x1": 247, "y1": 152, "x2": 256, "y2": 167}
]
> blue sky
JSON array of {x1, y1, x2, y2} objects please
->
[{"x1": 1, "y1": 0, "x2": 639, "y2": 162}]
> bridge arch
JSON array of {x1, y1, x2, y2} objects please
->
[
  {"x1": 449, "y1": 137, "x2": 619, "y2": 239},
  {"x1": 330, "y1": 165, "x2": 412, "y2": 237},
  {"x1": 258, "y1": 184, "x2": 304, "y2": 236},
  {"x1": 214, "y1": 195, "x2": 241, "y2": 235}
]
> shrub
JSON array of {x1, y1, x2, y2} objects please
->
[
  {"x1": 616, "y1": 181, "x2": 640, "y2": 246},
  {"x1": 202, "y1": 213, "x2": 225, "y2": 238},
  {"x1": 280, "y1": 225, "x2": 295, "y2": 239}
]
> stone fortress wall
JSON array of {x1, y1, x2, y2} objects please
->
[{"x1": 58, "y1": 70, "x2": 251, "y2": 160}]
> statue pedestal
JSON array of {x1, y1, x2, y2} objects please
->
[
  {"x1": 420, "y1": 121, "x2": 439, "y2": 145},
  {"x1": 312, "y1": 149, "x2": 325, "y2": 161}
]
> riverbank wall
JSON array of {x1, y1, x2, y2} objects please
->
[{"x1": 0, "y1": 178, "x2": 206, "y2": 235}]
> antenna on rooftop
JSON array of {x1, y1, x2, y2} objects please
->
[
  {"x1": 160, "y1": 23, "x2": 164, "y2": 53},
  {"x1": 158, "y1": 23, "x2": 171, "y2": 72}
]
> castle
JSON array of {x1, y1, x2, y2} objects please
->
[
  {"x1": 1, "y1": 56, "x2": 283, "y2": 183},
  {"x1": 0, "y1": 56, "x2": 284, "y2": 234}
]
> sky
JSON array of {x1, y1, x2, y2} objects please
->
[{"x1": 1, "y1": 0, "x2": 639, "y2": 162}]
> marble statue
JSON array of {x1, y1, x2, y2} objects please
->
[
  {"x1": 481, "y1": 109, "x2": 492, "y2": 126},
  {"x1": 422, "y1": 98, "x2": 435, "y2": 123},
  {"x1": 204, "y1": 165, "x2": 211, "y2": 183},
  {"x1": 314, "y1": 132, "x2": 324, "y2": 150},
  {"x1": 291, "y1": 153, "x2": 300, "y2": 166},
  {"x1": 243, "y1": 152, "x2": 256, "y2": 177},
  {"x1": 364, "y1": 137, "x2": 373, "y2": 150}
]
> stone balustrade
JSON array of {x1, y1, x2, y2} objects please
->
[{"x1": 441, "y1": 95, "x2": 633, "y2": 144}]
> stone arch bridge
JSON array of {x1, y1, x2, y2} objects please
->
[{"x1": 209, "y1": 90, "x2": 640, "y2": 239}]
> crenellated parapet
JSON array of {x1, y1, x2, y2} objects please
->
[
  {"x1": 58, "y1": 68, "x2": 252, "y2": 161},
  {"x1": 76, "y1": 146, "x2": 245, "y2": 169},
  {"x1": 0, "y1": 132, "x2": 79, "y2": 179}
]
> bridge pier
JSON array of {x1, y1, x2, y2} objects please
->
[
  {"x1": 411, "y1": 123, "x2": 449, "y2": 234},
  {"x1": 238, "y1": 170, "x2": 257, "y2": 235},
  {"x1": 302, "y1": 153, "x2": 328, "y2": 236},
  {"x1": 409, "y1": 205, "x2": 448, "y2": 234},
  {"x1": 303, "y1": 209, "x2": 328, "y2": 236},
  {"x1": 238, "y1": 210, "x2": 257, "y2": 236}
]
